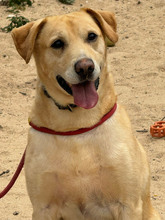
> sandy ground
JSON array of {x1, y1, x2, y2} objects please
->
[{"x1": 0, "y1": 0, "x2": 164, "y2": 219}]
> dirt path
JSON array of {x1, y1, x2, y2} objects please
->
[{"x1": 0, "y1": 0, "x2": 164, "y2": 219}]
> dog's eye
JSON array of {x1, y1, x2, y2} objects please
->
[
  {"x1": 51, "y1": 39, "x2": 64, "y2": 49},
  {"x1": 87, "y1": 33, "x2": 98, "y2": 42}
]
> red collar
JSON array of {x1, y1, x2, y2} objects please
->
[{"x1": 29, "y1": 103, "x2": 117, "y2": 136}]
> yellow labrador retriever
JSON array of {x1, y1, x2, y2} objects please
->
[{"x1": 11, "y1": 8, "x2": 160, "y2": 220}]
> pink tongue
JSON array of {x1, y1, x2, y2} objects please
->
[{"x1": 71, "y1": 81, "x2": 98, "y2": 109}]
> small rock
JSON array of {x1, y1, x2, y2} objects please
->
[
  {"x1": 136, "y1": 129, "x2": 148, "y2": 133},
  {"x1": 13, "y1": 211, "x2": 19, "y2": 216},
  {"x1": 7, "y1": 14, "x2": 15, "y2": 18},
  {"x1": 137, "y1": 1, "x2": 141, "y2": 5},
  {"x1": 19, "y1": 91, "x2": 27, "y2": 96},
  {"x1": 152, "y1": 175, "x2": 159, "y2": 181},
  {"x1": 25, "y1": 81, "x2": 31, "y2": 84},
  {"x1": 0, "y1": 170, "x2": 10, "y2": 176},
  {"x1": 152, "y1": 195, "x2": 158, "y2": 200}
]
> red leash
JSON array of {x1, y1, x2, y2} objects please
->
[
  {"x1": 0, "y1": 150, "x2": 25, "y2": 199},
  {"x1": 0, "y1": 103, "x2": 117, "y2": 198}
]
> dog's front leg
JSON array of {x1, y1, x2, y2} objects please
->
[
  {"x1": 119, "y1": 200, "x2": 143, "y2": 220},
  {"x1": 32, "y1": 203, "x2": 86, "y2": 220},
  {"x1": 121, "y1": 202, "x2": 160, "y2": 220},
  {"x1": 32, "y1": 206, "x2": 57, "y2": 220}
]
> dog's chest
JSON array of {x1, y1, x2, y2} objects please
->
[
  {"x1": 26, "y1": 128, "x2": 125, "y2": 219},
  {"x1": 40, "y1": 140, "x2": 121, "y2": 219}
]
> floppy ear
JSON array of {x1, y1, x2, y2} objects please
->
[
  {"x1": 84, "y1": 8, "x2": 118, "y2": 44},
  {"x1": 11, "y1": 19, "x2": 46, "y2": 63}
]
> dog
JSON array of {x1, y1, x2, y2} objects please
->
[{"x1": 11, "y1": 8, "x2": 160, "y2": 220}]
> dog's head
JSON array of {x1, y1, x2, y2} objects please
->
[{"x1": 12, "y1": 8, "x2": 118, "y2": 109}]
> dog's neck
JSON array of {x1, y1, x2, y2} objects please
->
[
  {"x1": 42, "y1": 86, "x2": 77, "y2": 112},
  {"x1": 29, "y1": 70, "x2": 117, "y2": 132}
]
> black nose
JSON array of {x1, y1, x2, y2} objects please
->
[{"x1": 74, "y1": 58, "x2": 95, "y2": 79}]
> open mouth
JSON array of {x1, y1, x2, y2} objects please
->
[
  {"x1": 56, "y1": 76, "x2": 100, "y2": 109},
  {"x1": 56, "y1": 75, "x2": 73, "y2": 95}
]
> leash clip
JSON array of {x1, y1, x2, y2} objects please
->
[{"x1": 150, "y1": 121, "x2": 165, "y2": 138}]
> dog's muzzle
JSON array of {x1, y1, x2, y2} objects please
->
[
  {"x1": 56, "y1": 58, "x2": 100, "y2": 109},
  {"x1": 56, "y1": 75, "x2": 100, "y2": 109}
]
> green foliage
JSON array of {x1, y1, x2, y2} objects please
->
[
  {"x1": 1, "y1": 0, "x2": 32, "y2": 32},
  {"x1": 58, "y1": 0, "x2": 75, "y2": 5},
  {"x1": 6, "y1": 0, "x2": 33, "y2": 12},
  {"x1": 6, "y1": 7, "x2": 19, "y2": 14},
  {"x1": 8, "y1": 0, "x2": 32, "y2": 7},
  {"x1": 1, "y1": 15, "x2": 29, "y2": 32}
]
